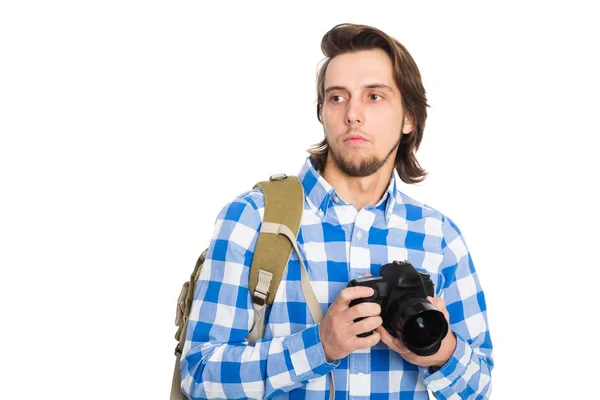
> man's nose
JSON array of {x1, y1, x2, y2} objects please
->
[{"x1": 345, "y1": 98, "x2": 364, "y2": 126}]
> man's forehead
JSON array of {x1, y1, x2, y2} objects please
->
[{"x1": 324, "y1": 49, "x2": 397, "y2": 90}]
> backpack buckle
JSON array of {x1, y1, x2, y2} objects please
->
[
  {"x1": 254, "y1": 269, "x2": 273, "y2": 306},
  {"x1": 269, "y1": 173, "x2": 287, "y2": 181},
  {"x1": 174, "y1": 343, "x2": 183, "y2": 356},
  {"x1": 252, "y1": 290, "x2": 268, "y2": 306}
]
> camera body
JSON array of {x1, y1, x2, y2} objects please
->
[{"x1": 348, "y1": 260, "x2": 448, "y2": 356}]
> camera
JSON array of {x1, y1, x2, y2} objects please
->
[{"x1": 348, "y1": 260, "x2": 448, "y2": 356}]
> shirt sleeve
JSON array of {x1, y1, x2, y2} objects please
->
[
  {"x1": 421, "y1": 216, "x2": 494, "y2": 399},
  {"x1": 179, "y1": 193, "x2": 338, "y2": 400}
]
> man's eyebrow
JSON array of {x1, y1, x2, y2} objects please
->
[
  {"x1": 324, "y1": 84, "x2": 395, "y2": 93},
  {"x1": 324, "y1": 85, "x2": 347, "y2": 94},
  {"x1": 364, "y1": 83, "x2": 394, "y2": 92}
]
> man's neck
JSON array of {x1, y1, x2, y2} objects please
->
[{"x1": 321, "y1": 159, "x2": 394, "y2": 211}]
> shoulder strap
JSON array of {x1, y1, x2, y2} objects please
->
[
  {"x1": 246, "y1": 174, "x2": 324, "y2": 344},
  {"x1": 245, "y1": 174, "x2": 333, "y2": 398},
  {"x1": 248, "y1": 174, "x2": 304, "y2": 306}
]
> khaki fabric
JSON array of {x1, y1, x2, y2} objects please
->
[{"x1": 171, "y1": 175, "x2": 307, "y2": 399}]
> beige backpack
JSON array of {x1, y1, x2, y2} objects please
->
[{"x1": 170, "y1": 174, "x2": 325, "y2": 399}]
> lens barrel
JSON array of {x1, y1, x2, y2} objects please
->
[{"x1": 388, "y1": 297, "x2": 448, "y2": 356}]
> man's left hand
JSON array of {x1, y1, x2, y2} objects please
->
[{"x1": 377, "y1": 296, "x2": 457, "y2": 368}]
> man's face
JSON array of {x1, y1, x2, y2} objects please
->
[{"x1": 321, "y1": 48, "x2": 413, "y2": 177}]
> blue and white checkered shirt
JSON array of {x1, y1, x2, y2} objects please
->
[{"x1": 180, "y1": 157, "x2": 494, "y2": 399}]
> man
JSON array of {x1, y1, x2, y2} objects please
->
[{"x1": 180, "y1": 23, "x2": 494, "y2": 399}]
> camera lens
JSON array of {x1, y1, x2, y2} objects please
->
[
  {"x1": 404, "y1": 311, "x2": 447, "y2": 349},
  {"x1": 387, "y1": 297, "x2": 448, "y2": 356}
]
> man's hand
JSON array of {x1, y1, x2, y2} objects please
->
[
  {"x1": 319, "y1": 286, "x2": 382, "y2": 362},
  {"x1": 377, "y1": 296, "x2": 457, "y2": 368}
]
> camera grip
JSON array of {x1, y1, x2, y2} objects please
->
[
  {"x1": 347, "y1": 276, "x2": 385, "y2": 338},
  {"x1": 349, "y1": 296, "x2": 377, "y2": 337}
]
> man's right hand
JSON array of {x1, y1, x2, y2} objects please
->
[{"x1": 319, "y1": 286, "x2": 383, "y2": 362}]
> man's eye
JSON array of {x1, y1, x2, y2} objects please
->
[
  {"x1": 369, "y1": 94, "x2": 383, "y2": 101},
  {"x1": 330, "y1": 95, "x2": 344, "y2": 103}
]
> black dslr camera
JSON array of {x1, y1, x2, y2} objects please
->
[{"x1": 348, "y1": 260, "x2": 448, "y2": 356}]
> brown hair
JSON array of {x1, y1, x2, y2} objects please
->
[{"x1": 308, "y1": 23, "x2": 430, "y2": 184}]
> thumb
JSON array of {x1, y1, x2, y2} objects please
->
[
  {"x1": 427, "y1": 296, "x2": 450, "y2": 321},
  {"x1": 427, "y1": 296, "x2": 445, "y2": 310}
]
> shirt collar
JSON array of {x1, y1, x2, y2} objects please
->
[{"x1": 297, "y1": 156, "x2": 398, "y2": 223}]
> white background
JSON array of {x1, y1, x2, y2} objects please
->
[{"x1": 1, "y1": 1, "x2": 598, "y2": 398}]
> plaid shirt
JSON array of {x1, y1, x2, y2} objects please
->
[{"x1": 180, "y1": 157, "x2": 494, "y2": 399}]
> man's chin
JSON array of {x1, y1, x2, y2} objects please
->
[{"x1": 338, "y1": 159, "x2": 383, "y2": 178}]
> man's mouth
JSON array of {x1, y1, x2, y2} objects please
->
[{"x1": 344, "y1": 133, "x2": 368, "y2": 144}]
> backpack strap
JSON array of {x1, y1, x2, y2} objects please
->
[
  {"x1": 246, "y1": 174, "x2": 332, "y2": 399},
  {"x1": 247, "y1": 174, "x2": 308, "y2": 343}
]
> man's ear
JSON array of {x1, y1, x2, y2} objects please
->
[{"x1": 402, "y1": 113, "x2": 415, "y2": 134}]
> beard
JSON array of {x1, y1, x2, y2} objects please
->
[{"x1": 326, "y1": 130, "x2": 403, "y2": 178}]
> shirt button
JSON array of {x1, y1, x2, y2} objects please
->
[
  {"x1": 356, "y1": 231, "x2": 363, "y2": 240},
  {"x1": 357, "y1": 372, "x2": 364, "y2": 382},
  {"x1": 318, "y1": 210, "x2": 324, "y2": 218},
  {"x1": 333, "y1": 195, "x2": 340, "y2": 203}
]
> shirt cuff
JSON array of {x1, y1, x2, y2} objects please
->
[
  {"x1": 283, "y1": 324, "x2": 340, "y2": 381},
  {"x1": 420, "y1": 333, "x2": 472, "y2": 394}
]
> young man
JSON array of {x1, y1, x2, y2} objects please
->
[{"x1": 180, "y1": 23, "x2": 494, "y2": 399}]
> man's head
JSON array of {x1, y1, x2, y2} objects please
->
[{"x1": 309, "y1": 23, "x2": 429, "y2": 183}]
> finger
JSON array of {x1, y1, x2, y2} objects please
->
[
  {"x1": 391, "y1": 336, "x2": 409, "y2": 354},
  {"x1": 351, "y1": 315, "x2": 383, "y2": 337},
  {"x1": 352, "y1": 330, "x2": 381, "y2": 349},
  {"x1": 427, "y1": 296, "x2": 450, "y2": 321},
  {"x1": 377, "y1": 326, "x2": 412, "y2": 357},
  {"x1": 336, "y1": 286, "x2": 375, "y2": 307},
  {"x1": 427, "y1": 296, "x2": 446, "y2": 311},
  {"x1": 363, "y1": 273, "x2": 373, "y2": 277},
  {"x1": 347, "y1": 301, "x2": 381, "y2": 320},
  {"x1": 376, "y1": 325, "x2": 394, "y2": 347}
]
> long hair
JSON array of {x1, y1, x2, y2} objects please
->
[{"x1": 308, "y1": 23, "x2": 430, "y2": 184}]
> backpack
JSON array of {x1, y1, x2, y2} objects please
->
[{"x1": 170, "y1": 174, "x2": 324, "y2": 400}]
